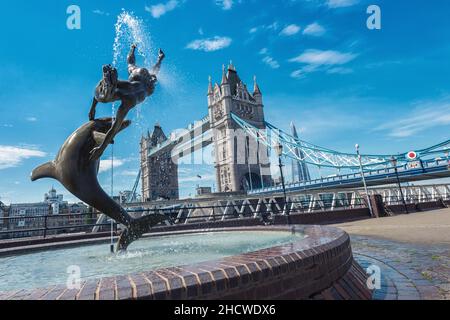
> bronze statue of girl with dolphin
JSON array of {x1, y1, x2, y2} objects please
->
[
  {"x1": 89, "y1": 44, "x2": 165, "y2": 160},
  {"x1": 31, "y1": 44, "x2": 167, "y2": 251}
]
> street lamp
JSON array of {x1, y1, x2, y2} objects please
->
[
  {"x1": 274, "y1": 142, "x2": 290, "y2": 225},
  {"x1": 355, "y1": 144, "x2": 374, "y2": 218},
  {"x1": 390, "y1": 156, "x2": 408, "y2": 214}
]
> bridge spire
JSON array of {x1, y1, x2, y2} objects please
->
[
  {"x1": 221, "y1": 64, "x2": 228, "y2": 85},
  {"x1": 208, "y1": 76, "x2": 213, "y2": 95},
  {"x1": 253, "y1": 75, "x2": 262, "y2": 96},
  {"x1": 228, "y1": 60, "x2": 236, "y2": 71}
]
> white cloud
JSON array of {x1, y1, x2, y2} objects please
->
[
  {"x1": 145, "y1": 0, "x2": 180, "y2": 19},
  {"x1": 26, "y1": 117, "x2": 37, "y2": 122},
  {"x1": 120, "y1": 170, "x2": 139, "y2": 177},
  {"x1": 290, "y1": 70, "x2": 304, "y2": 79},
  {"x1": 374, "y1": 99, "x2": 450, "y2": 138},
  {"x1": 289, "y1": 49, "x2": 357, "y2": 78},
  {"x1": 289, "y1": 49, "x2": 357, "y2": 65},
  {"x1": 327, "y1": 67, "x2": 353, "y2": 74},
  {"x1": 249, "y1": 22, "x2": 279, "y2": 35},
  {"x1": 303, "y1": 22, "x2": 326, "y2": 36},
  {"x1": 99, "y1": 158, "x2": 126, "y2": 173},
  {"x1": 0, "y1": 145, "x2": 46, "y2": 170},
  {"x1": 280, "y1": 24, "x2": 301, "y2": 36},
  {"x1": 216, "y1": 0, "x2": 234, "y2": 10},
  {"x1": 93, "y1": 9, "x2": 110, "y2": 16},
  {"x1": 326, "y1": 0, "x2": 359, "y2": 8},
  {"x1": 186, "y1": 36, "x2": 232, "y2": 52},
  {"x1": 267, "y1": 21, "x2": 279, "y2": 31},
  {"x1": 259, "y1": 48, "x2": 280, "y2": 69},
  {"x1": 262, "y1": 56, "x2": 280, "y2": 69}
]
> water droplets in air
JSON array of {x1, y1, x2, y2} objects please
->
[
  {"x1": 109, "y1": 10, "x2": 181, "y2": 137},
  {"x1": 112, "y1": 10, "x2": 154, "y2": 69},
  {"x1": 111, "y1": 11, "x2": 155, "y2": 128}
]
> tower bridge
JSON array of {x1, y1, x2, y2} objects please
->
[{"x1": 137, "y1": 63, "x2": 450, "y2": 203}]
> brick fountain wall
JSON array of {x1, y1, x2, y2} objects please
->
[{"x1": 0, "y1": 226, "x2": 372, "y2": 300}]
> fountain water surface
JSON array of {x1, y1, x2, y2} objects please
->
[{"x1": 0, "y1": 231, "x2": 302, "y2": 292}]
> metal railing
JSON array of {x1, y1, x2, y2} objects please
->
[
  {"x1": 0, "y1": 212, "x2": 116, "y2": 240},
  {"x1": 249, "y1": 158, "x2": 450, "y2": 194},
  {"x1": 382, "y1": 194, "x2": 450, "y2": 205},
  {"x1": 2, "y1": 192, "x2": 446, "y2": 241},
  {"x1": 125, "y1": 197, "x2": 368, "y2": 225},
  {"x1": 0, "y1": 196, "x2": 368, "y2": 241}
]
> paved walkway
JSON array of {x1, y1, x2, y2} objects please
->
[
  {"x1": 332, "y1": 208, "x2": 450, "y2": 245},
  {"x1": 332, "y1": 209, "x2": 450, "y2": 300}
]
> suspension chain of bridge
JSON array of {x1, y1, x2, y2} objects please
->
[{"x1": 231, "y1": 113, "x2": 450, "y2": 171}]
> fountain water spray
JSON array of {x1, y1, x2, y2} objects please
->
[
  {"x1": 112, "y1": 11, "x2": 154, "y2": 68},
  {"x1": 109, "y1": 11, "x2": 156, "y2": 252},
  {"x1": 111, "y1": 11, "x2": 155, "y2": 123}
]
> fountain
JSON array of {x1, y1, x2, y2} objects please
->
[{"x1": 0, "y1": 12, "x2": 374, "y2": 301}]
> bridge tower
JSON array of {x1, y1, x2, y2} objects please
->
[
  {"x1": 208, "y1": 63, "x2": 272, "y2": 192},
  {"x1": 140, "y1": 123, "x2": 179, "y2": 201}
]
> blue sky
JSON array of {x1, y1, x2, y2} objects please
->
[{"x1": 1, "y1": 0, "x2": 450, "y2": 204}]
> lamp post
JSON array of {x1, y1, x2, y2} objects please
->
[
  {"x1": 355, "y1": 144, "x2": 374, "y2": 218},
  {"x1": 390, "y1": 156, "x2": 408, "y2": 214},
  {"x1": 274, "y1": 142, "x2": 290, "y2": 225}
]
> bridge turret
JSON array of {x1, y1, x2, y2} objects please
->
[
  {"x1": 207, "y1": 76, "x2": 213, "y2": 105},
  {"x1": 253, "y1": 75, "x2": 262, "y2": 105},
  {"x1": 220, "y1": 64, "x2": 231, "y2": 97}
]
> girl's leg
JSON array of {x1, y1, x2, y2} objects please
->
[
  {"x1": 89, "y1": 102, "x2": 132, "y2": 161},
  {"x1": 127, "y1": 44, "x2": 138, "y2": 75},
  {"x1": 151, "y1": 49, "x2": 165, "y2": 75},
  {"x1": 88, "y1": 98, "x2": 98, "y2": 121}
]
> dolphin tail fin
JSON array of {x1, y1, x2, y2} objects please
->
[
  {"x1": 116, "y1": 214, "x2": 167, "y2": 251},
  {"x1": 31, "y1": 162, "x2": 57, "y2": 181}
]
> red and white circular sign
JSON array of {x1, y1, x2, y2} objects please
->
[{"x1": 407, "y1": 151, "x2": 417, "y2": 160}]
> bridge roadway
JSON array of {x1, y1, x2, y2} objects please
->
[
  {"x1": 148, "y1": 115, "x2": 212, "y2": 159},
  {"x1": 250, "y1": 158, "x2": 450, "y2": 195}
]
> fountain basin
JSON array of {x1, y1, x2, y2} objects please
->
[{"x1": 0, "y1": 226, "x2": 372, "y2": 300}]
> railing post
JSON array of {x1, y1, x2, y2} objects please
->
[{"x1": 43, "y1": 215, "x2": 48, "y2": 238}]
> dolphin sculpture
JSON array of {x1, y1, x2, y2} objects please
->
[{"x1": 31, "y1": 118, "x2": 166, "y2": 251}]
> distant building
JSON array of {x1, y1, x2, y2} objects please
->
[
  {"x1": 44, "y1": 186, "x2": 66, "y2": 215},
  {"x1": 4, "y1": 188, "x2": 90, "y2": 239},
  {"x1": 44, "y1": 187, "x2": 64, "y2": 205},
  {"x1": 8, "y1": 202, "x2": 51, "y2": 238},
  {"x1": 0, "y1": 201, "x2": 7, "y2": 231},
  {"x1": 9, "y1": 202, "x2": 51, "y2": 217},
  {"x1": 196, "y1": 186, "x2": 212, "y2": 196},
  {"x1": 290, "y1": 122, "x2": 311, "y2": 183}
]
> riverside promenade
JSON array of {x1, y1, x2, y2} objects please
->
[{"x1": 332, "y1": 208, "x2": 450, "y2": 300}]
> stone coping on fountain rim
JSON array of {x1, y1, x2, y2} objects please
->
[{"x1": 0, "y1": 225, "x2": 373, "y2": 300}]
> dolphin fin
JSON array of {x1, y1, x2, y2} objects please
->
[
  {"x1": 93, "y1": 131, "x2": 116, "y2": 146},
  {"x1": 31, "y1": 162, "x2": 57, "y2": 181},
  {"x1": 93, "y1": 131, "x2": 107, "y2": 146}
]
